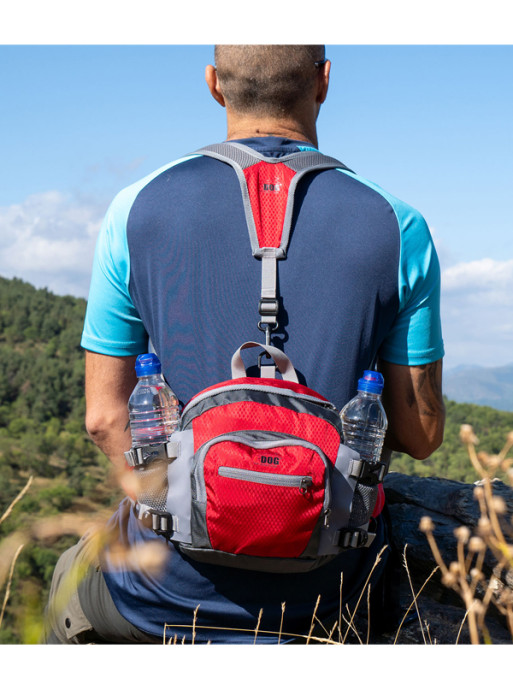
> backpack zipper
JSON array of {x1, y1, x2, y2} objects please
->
[{"x1": 218, "y1": 466, "x2": 313, "y2": 493}]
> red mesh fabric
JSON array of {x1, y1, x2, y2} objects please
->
[
  {"x1": 243, "y1": 161, "x2": 297, "y2": 248},
  {"x1": 203, "y1": 441, "x2": 325, "y2": 556},
  {"x1": 193, "y1": 402, "x2": 340, "y2": 463}
]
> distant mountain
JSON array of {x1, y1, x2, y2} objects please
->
[{"x1": 443, "y1": 364, "x2": 513, "y2": 412}]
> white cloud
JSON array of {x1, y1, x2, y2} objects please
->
[
  {"x1": 0, "y1": 191, "x2": 106, "y2": 298},
  {"x1": 441, "y1": 258, "x2": 513, "y2": 369}
]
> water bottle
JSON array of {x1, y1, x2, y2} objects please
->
[
  {"x1": 340, "y1": 370, "x2": 388, "y2": 462},
  {"x1": 128, "y1": 353, "x2": 180, "y2": 448}
]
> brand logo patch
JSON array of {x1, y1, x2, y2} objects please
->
[
  {"x1": 262, "y1": 182, "x2": 282, "y2": 192},
  {"x1": 260, "y1": 455, "x2": 280, "y2": 465}
]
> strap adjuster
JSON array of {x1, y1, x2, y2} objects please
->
[
  {"x1": 136, "y1": 504, "x2": 176, "y2": 537},
  {"x1": 336, "y1": 528, "x2": 375, "y2": 549},
  {"x1": 258, "y1": 297, "x2": 279, "y2": 316},
  {"x1": 125, "y1": 440, "x2": 179, "y2": 468},
  {"x1": 348, "y1": 458, "x2": 388, "y2": 485}
]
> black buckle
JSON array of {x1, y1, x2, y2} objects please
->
[
  {"x1": 125, "y1": 441, "x2": 178, "y2": 469},
  {"x1": 338, "y1": 528, "x2": 369, "y2": 549},
  {"x1": 349, "y1": 459, "x2": 389, "y2": 486}
]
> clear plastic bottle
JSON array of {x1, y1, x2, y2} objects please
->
[
  {"x1": 340, "y1": 370, "x2": 388, "y2": 462},
  {"x1": 128, "y1": 353, "x2": 180, "y2": 448}
]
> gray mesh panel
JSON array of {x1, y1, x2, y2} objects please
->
[
  {"x1": 348, "y1": 483, "x2": 378, "y2": 528},
  {"x1": 195, "y1": 143, "x2": 260, "y2": 169},
  {"x1": 284, "y1": 152, "x2": 351, "y2": 173},
  {"x1": 195, "y1": 143, "x2": 351, "y2": 173},
  {"x1": 134, "y1": 459, "x2": 168, "y2": 511}
]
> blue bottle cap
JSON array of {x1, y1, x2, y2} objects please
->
[
  {"x1": 135, "y1": 353, "x2": 162, "y2": 377},
  {"x1": 357, "y1": 370, "x2": 384, "y2": 394}
]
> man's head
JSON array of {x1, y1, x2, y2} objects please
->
[{"x1": 210, "y1": 45, "x2": 328, "y2": 119}]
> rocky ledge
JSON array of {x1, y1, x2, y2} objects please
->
[{"x1": 352, "y1": 472, "x2": 513, "y2": 645}]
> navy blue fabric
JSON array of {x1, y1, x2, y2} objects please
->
[
  {"x1": 102, "y1": 499, "x2": 387, "y2": 643},
  {"x1": 126, "y1": 137, "x2": 400, "y2": 410},
  {"x1": 100, "y1": 137, "x2": 403, "y2": 642}
]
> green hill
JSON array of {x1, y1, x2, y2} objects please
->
[
  {"x1": 0, "y1": 276, "x2": 116, "y2": 511},
  {"x1": 0, "y1": 275, "x2": 512, "y2": 643},
  {"x1": 390, "y1": 399, "x2": 513, "y2": 483},
  {"x1": 0, "y1": 276, "x2": 118, "y2": 644}
]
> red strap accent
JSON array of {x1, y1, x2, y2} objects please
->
[
  {"x1": 243, "y1": 161, "x2": 297, "y2": 248},
  {"x1": 371, "y1": 483, "x2": 386, "y2": 518}
]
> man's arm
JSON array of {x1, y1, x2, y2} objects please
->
[
  {"x1": 85, "y1": 350, "x2": 138, "y2": 493},
  {"x1": 377, "y1": 358, "x2": 445, "y2": 461}
]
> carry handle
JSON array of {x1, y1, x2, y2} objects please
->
[{"x1": 231, "y1": 342, "x2": 299, "y2": 383}]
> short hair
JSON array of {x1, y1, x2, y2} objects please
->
[{"x1": 214, "y1": 45, "x2": 325, "y2": 117}]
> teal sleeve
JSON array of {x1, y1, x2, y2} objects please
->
[
  {"x1": 81, "y1": 185, "x2": 148, "y2": 356},
  {"x1": 337, "y1": 170, "x2": 445, "y2": 366},
  {"x1": 380, "y1": 201, "x2": 444, "y2": 365}
]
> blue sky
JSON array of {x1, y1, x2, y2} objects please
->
[{"x1": 0, "y1": 43, "x2": 512, "y2": 370}]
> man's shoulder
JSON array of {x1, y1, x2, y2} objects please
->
[
  {"x1": 114, "y1": 153, "x2": 203, "y2": 206},
  {"x1": 333, "y1": 167, "x2": 425, "y2": 225}
]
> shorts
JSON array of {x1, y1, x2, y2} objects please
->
[{"x1": 42, "y1": 531, "x2": 159, "y2": 644}]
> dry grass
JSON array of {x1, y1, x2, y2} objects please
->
[{"x1": 419, "y1": 426, "x2": 513, "y2": 644}]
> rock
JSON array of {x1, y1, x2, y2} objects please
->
[
  {"x1": 366, "y1": 472, "x2": 513, "y2": 644},
  {"x1": 384, "y1": 472, "x2": 513, "y2": 589}
]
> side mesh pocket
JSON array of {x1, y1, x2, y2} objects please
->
[
  {"x1": 134, "y1": 458, "x2": 168, "y2": 512},
  {"x1": 347, "y1": 483, "x2": 378, "y2": 528}
]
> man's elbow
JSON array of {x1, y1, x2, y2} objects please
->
[
  {"x1": 85, "y1": 407, "x2": 126, "y2": 445},
  {"x1": 409, "y1": 413, "x2": 446, "y2": 461}
]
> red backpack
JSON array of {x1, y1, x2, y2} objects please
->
[{"x1": 125, "y1": 143, "x2": 388, "y2": 572}]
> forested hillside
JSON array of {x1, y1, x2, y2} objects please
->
[
  {"x1": 390, "y1": 400, "x2": 513, "y2": 483},
  {"x1": 0, "y1": 275, "x2": 512, "y2": 643},
  {"x1": 0, "y1": 276, "x2": 118, "y2": 644}
]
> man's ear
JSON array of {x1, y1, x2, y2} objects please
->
[
  {"x1": 205, "y1": 65, "x2": 226, "y2": 107},
  {"x1": 316, "y1": 59, "x2": 331, "y2": 105}
]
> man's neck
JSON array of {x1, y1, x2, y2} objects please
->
[{"x1": 225, "y1": 114, "x2": 318, "y2": 148}]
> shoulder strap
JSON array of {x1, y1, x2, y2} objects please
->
[
  {"x1": 195, "y1": 142, "x2": 351, "y2": 258},
  {"x1": 194, "y1": 142, "x2": 351, "y2": 374}
]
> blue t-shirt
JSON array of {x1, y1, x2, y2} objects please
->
[{"x1": 81, "y1": 137, "x2": 444, "y2": 642}]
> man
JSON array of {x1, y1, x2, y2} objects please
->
[{"x1": 44, "y1": 45, "x2": 445, "y2": 644}]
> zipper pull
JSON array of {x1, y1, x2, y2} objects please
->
[
  {"x1": 324, "y1": 508, "x2": 331, "y2": 527},
  {"x1": 299, "y1": 476, "x2": 313, "y2": 494}
]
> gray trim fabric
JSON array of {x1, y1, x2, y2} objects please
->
[
  {"x1": 317, "y1": 443, "x2": 365, "y2": 556},
  {"x1": 165, "y1": 429, "x2": 194, "y2": 543},
  {"x1": 181, "y1": 387, "x2": 341, "y2": 433},
  {"x1": 193, "y1": 145, "x2": 262, "y2": 256}
]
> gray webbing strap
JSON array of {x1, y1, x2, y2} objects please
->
[
  {"x1": 231, "y1": 341, "x2": 299, "y2": 383},
  {"x1": 194, "y1": 143, "x2": 350, "y2": 373},
  {"x1": 258, "y1": 250, "x2": 279, "y2": 333}
]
